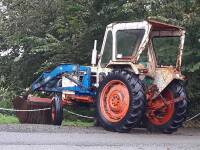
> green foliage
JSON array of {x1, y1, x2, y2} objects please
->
[
  {"x1": 0, "y1": 85, "x2": 16, "y2": 108},
  {"x1": 0, "y1": 113, "x2": 19, "y2": 124},
  {"x1": 153, "y1": 37, "x2": 179, "y2": 66}
]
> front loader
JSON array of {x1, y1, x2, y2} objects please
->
[{"x1": 13, "y1": 20, "x2": 188, "y2": 134}]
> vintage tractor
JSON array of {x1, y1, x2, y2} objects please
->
[{"x1": 13, "y1": 20, "x2": 188, "y2": 134}]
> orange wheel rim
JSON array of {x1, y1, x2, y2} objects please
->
[
  {"x1": 148, "y1": 90, "x2": 175, "y2": 125},
  {"x1": 100, "y1": 80, "x2": 130, "y2": 123}
]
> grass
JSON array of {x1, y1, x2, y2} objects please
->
[
  {"x1": 0, "y1": 113, "x2": 19, "y2": 124},
  {"x1": 0, "y1": 112, "x2": 94, "y2": 127},
  {"x1": 62, "y1": 105, "x2": 95, "y2": 127},
  {"x1": 62, "y1": 119, "x2": 94, "y2": 127}
]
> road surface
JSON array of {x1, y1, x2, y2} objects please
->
[{"x1": 0, "y1": 124, "x2": 199, "y2": 150}]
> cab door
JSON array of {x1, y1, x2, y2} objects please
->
[{"x1": 98, "y1": 30, "x2": 113, "y2": 68}]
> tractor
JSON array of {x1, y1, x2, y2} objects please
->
[{"x1": 13, "y1": 20, "x2": 188, "y2": 134}]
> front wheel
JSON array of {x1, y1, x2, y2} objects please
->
[
  {"x1": 51, "y1": 94, "x2": 63, "y2": 125},
  {"x1": 96, "y1": 70, "x2": 145, "y2": 133},
  {"x1": 145, "y1": 80, "x2": 188, "y2": 134}
]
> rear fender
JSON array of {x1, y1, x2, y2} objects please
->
[{"x1": 153, "y1": 67, "x2": 186, "y2": 94}]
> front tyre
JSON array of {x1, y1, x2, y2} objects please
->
[
  {"x1": 51, "y1": 94, "x2": 63, "y2": 125},
  {"x1": 97, "y1": 70, "x2": 145, "y2": 133}
]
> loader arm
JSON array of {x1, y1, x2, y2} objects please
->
[{"x1": 31, "y1": 64, "x2": 93, "y2": 95}]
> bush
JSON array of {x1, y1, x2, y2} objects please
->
[{"x1": 0, "y1": 86, "x2": 16, "y2": 108}]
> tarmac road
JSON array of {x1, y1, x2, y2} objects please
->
[{"x1": 0, "y1": 124, "x2": 200, "y2": 150}]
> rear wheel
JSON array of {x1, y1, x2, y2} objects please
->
[
  {"x1": 97, "y1": 70, "x2": 145, "y2": 132},
  {"x1": 51, "y1": 94, "x2": 63, "y2": 125},
  {"x1": 146, "y1": 80, "x2": 188, "y2": 134}
]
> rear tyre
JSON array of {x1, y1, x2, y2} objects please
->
[
  {"x1": 51, "y1": 94, "x2": 63, "y2": 125},
  {"x1": 97, "y1": 70, "x2": 145, "y2": 133},
  {"x1": 146, "y1": 80, "x2": 188, "y2": 134}
]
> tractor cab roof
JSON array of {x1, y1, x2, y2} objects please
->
[
  {"x1": 148, "y1": 20, "x2": 184, "y2": 31},
  {"x1": 107, "y1": 20, "x2": 184, "y2": 32}
]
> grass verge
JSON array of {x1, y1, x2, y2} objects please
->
[
  {"x1": 0, "y1": 113, "x2": 19, "y2": 124},
  {"x1": 0, "y1": 112, "x2": 94, "y2": 127}
]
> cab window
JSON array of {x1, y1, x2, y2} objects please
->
[
  {"x1": 101, "y1": 31, "x2": 113, "y2": 67},
  {"x1": 153, "y1": 37, "x2": 179, "y2": 66},
  {"x1": 139, "y1": 48, "x2": 148, "y2": 67},
  {"x1": 116, "y1": 29, "x2": 145, "y2": 57}
]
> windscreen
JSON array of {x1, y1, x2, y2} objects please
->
[{"x1": 116, "y1": 29, "x2": 145, "y2": 57}]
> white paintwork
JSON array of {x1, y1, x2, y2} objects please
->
[
  {"x1": 91, "y1": 40, "x2": 97, "y2": 66},
  {"x1": 62, "y1": 76, "x2": 77, "y2": 99},
  {"x1": 135, "y1": 23, "x2": 152, "y2": 61},
  {"x1": 177, "y1": 30, "x2": 185, "y2": 69}
]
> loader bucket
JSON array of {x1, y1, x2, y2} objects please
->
[{"x1": 12, "y1": 94, "x2": 52, "y2": 124}]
